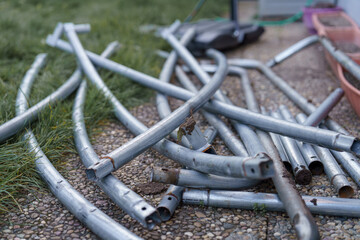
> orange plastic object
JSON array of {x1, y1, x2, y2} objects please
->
[
  {"x1": 313, "y1": 11, "x2": 360, "y2": 76},
  {"x1": 337, "y1": 60, "x2": 360, "y2": 117},
  {"x1": 312, "y1": 11, "x2": 358, "y2": 36}
]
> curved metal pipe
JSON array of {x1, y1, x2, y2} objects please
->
[
  {"x1": 72, "y1": 41, "x2": 160, "y2": 229},
  {"x1": 47, "y1": 35, "x2": 360, "y2": 155},
  {"x1": 0, "y1": 54, "x2": 81, "y2": 143},
  {"x1": 16, "y1": 54, "x2": 141, "y2": 240}
]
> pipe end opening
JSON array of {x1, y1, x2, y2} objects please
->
[
  {"x1": 308, "y1": 161, "x2": 324, "y2": 175},
  {"x1": 295, "y1": 169, "x2": 312, "y2": 185},
  {"x1": 338, "y1": 186, "x2": 354, "y2": 198}
]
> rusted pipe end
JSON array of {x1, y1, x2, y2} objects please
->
[
  {"x1": 308, "y1": 161, "x2": 324, "y2": 175},
  {"x1": 157, "y1": 207, "x2": 172, "y2": 222},
  {"x1": 338, "y1": 186, "x2": 355, "y2": 198},
  {"x1": 294, "y1": 167, "x2": 312, "y2": 185},
  {"x1": 150, "y1": 168, "x2": 179, "y2": 185}
]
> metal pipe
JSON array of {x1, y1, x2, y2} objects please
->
[
  {"x1": 175, "y1": 66, "x2": 249, "y2": 157},
  {"x1": 46, "y1": 25, "x2": 273, "y2": 181},
  {"x1": 261, "y1": 110, "x2": 292, "y2": 172},
  {"x1": 164, "y1": 24, "x2": 267, "y2": 157},
  {"x1": 256, "y1": 109, "x2": 320, "y2": 240},
  {"x1": 296, "y1": 113, "x2": 354, "y2": 198},
  {"x1": 86, "y1": 47, "x2": 228, "y2": 179},
  {"x1": 203, "y1": 126, "x2": 217, "y2": 143},
  {"x1": 296, "y1": 141, "x2": 324, "y2": 175},
  {"x1": 151, "y1": 168, "x2": 259, "y2": 190},
  {"x1": 182, "y1": 189, "x2": 360, "y2": 218},
  {"x1": 157, "y1": 185, "x2": 184, "y2": 222},
  {"x1": 16, "y1": 55, "x2": 141, "y2": 240},
  {"x1": 321, "y1": 124, "x2": 360, "y2": 187},
  {"x1": 302, "y1": 88, "x2": 344, "y2": 127},
  {"x1": 266, "y1": 35, "x2": 319, "y2": 67},
  {"x1": 72, "y1": 41, "x2": 160, "y2": 229},
  {"x1": 238, "y1": 65, "x2": 319, "y2": 239},
  {"x1": 47, "y1": 29, "x2": 360, "y2": 154},
  {"x1": 229, "y1": 58, "x2": 349, "y2": 135},
  {"x1": 154, "y1": 29, "x2": 213, "y2": 222},
  {"x1": 273, "y1": 109, "x2": 312, "y2": 185},
  {"x1": 319, "y1": 37, "x2": 360, "y2": 81},
  {"x1": 156, "y1": 27, "x2": 195, "y2": 142},
  {"x1": 62, "y1": 23, "x2": 230, "y2": 180}
]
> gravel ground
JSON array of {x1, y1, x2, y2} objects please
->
[{"x1": 1, "y1": 3, "x2": 360, "y2": 240}]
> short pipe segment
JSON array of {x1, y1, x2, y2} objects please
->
[
  {"x1": 272, "y1": 109, "x2": 312, "y2": 185},
  {"x1": 296, "y1": 141, "x2": 324, "y2": 175},
  {"x1": 16, "y1": 54, "x2": 141, "y2": 240},
  {"x1": 182, "y1": 189, "x2": 360, "y2": 218},
  {"x1": 229, "y1": 57, "x2": 349, "y2": 135},
  {"x1": 296, "y1": 113, "x2": 354, "y2": 198},
  {"x1": 151, "y1": 168, "x2": 259, "y2": 190},
  {"x1": 47, "y1": 28, "x2": 360, "y2": 155},
  {"x1": 266, "y1": 35, "x2": 320, "y2": 67}
]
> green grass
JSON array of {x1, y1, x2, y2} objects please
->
[{"x1": 0, "y1": 0, "x2": 227, "y2": 214}]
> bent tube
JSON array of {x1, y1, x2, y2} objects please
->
[
  {"x1": 266, "y1": 35, "x2": 319, "y2": 67},
  {"x1": 17, "y1": 55, "x2": 140, "y2": 240},
  {"x1": 86, "y1": 48, "x2": 227, "y2": 179},
  {"x1": 175, "y1": 66, "x2": 248, "y2": 157},
  {"x1": 151, "y1": 168, "x2": 259, "y2": 190},
  {"x1": 46, "y1": 28, "x2": 273, "y2": 181},
  {"x1": 47, "y1": 33, "x2": 360, "y2": 154},
  {"x1": 182, "y1": 189, "x2": 360, "y2": 218},
  {"x1": 296, "y1": 113, "x2": 354, "y2": 198},
  {"x1": 72, "y1": 41, "x2": 160, "y2": 228},
  {"x1": 229, "y1": 58, "x2": 349, "y2": 135},
  {"x1": 63, "y1": 24, "x2": 227, "y2": 179}
]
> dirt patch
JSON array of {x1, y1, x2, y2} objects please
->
[
  {"x1": 334, "y1": 41, "x2": 360, "y2": 53},
  {"x1": 135, "y1": 182, "x2": 166, "y2": 195},
  {"x1": 319, "y1": 15, "x2": 351, "y2": 27},
  {"x1": 344, "y1": 71, "x2": 360, "y2": 90}
]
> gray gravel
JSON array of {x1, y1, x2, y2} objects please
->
[{"x1": 1, "y1": 3, "x2": 360, "y2": 240}]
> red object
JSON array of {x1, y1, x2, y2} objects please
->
[
  {"x1": 313, "y1": 11, "x2": 360, "y2": 76},
  {"x1": 337, "y1": 61, "x2": 360, "y2": 117}
]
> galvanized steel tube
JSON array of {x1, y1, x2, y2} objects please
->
[
  {"x1": 229, "y1": 58, "x2": 349, "y2": 135},
  {"x1": 266, "y1": 35, "x2": 319, "y2": 67},
  {"x1": 182, "y1": 189, "x2": 360, "y2": 218},
  {"x1": 175, "y1": 66, "x2": 249, "y2": 157},
  {"x1": 47, "y1": 31, "x2": 360, "y2": 154},
  {"x1": 273, "y1": 109, "x2": 312, "y2": 185},
  {"x1": 296, "y1": 113, "x2": 354, "y2": 198},
  {"x1": 256, "y1": 112, "x2": 320, "y2": 240},
  {"x1": 16, "y1": 55, "x2": 141, "y2": 240},
  {"x1": 302, "y1": 88, "x2": 344, "y2": 127},
  {"x1": 63, "y1": 23, "x2": 229, "y2": 179},
  {"x1": 151, "y1": 168, "x2": 259, "y2": 190},
  {"x1": 72, "y1": 42, "x2": 161, "y2": 228}
]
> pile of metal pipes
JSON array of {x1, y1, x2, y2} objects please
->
[{"x1": 2, "y1": 21, "x2": 360, "y2": 239}]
